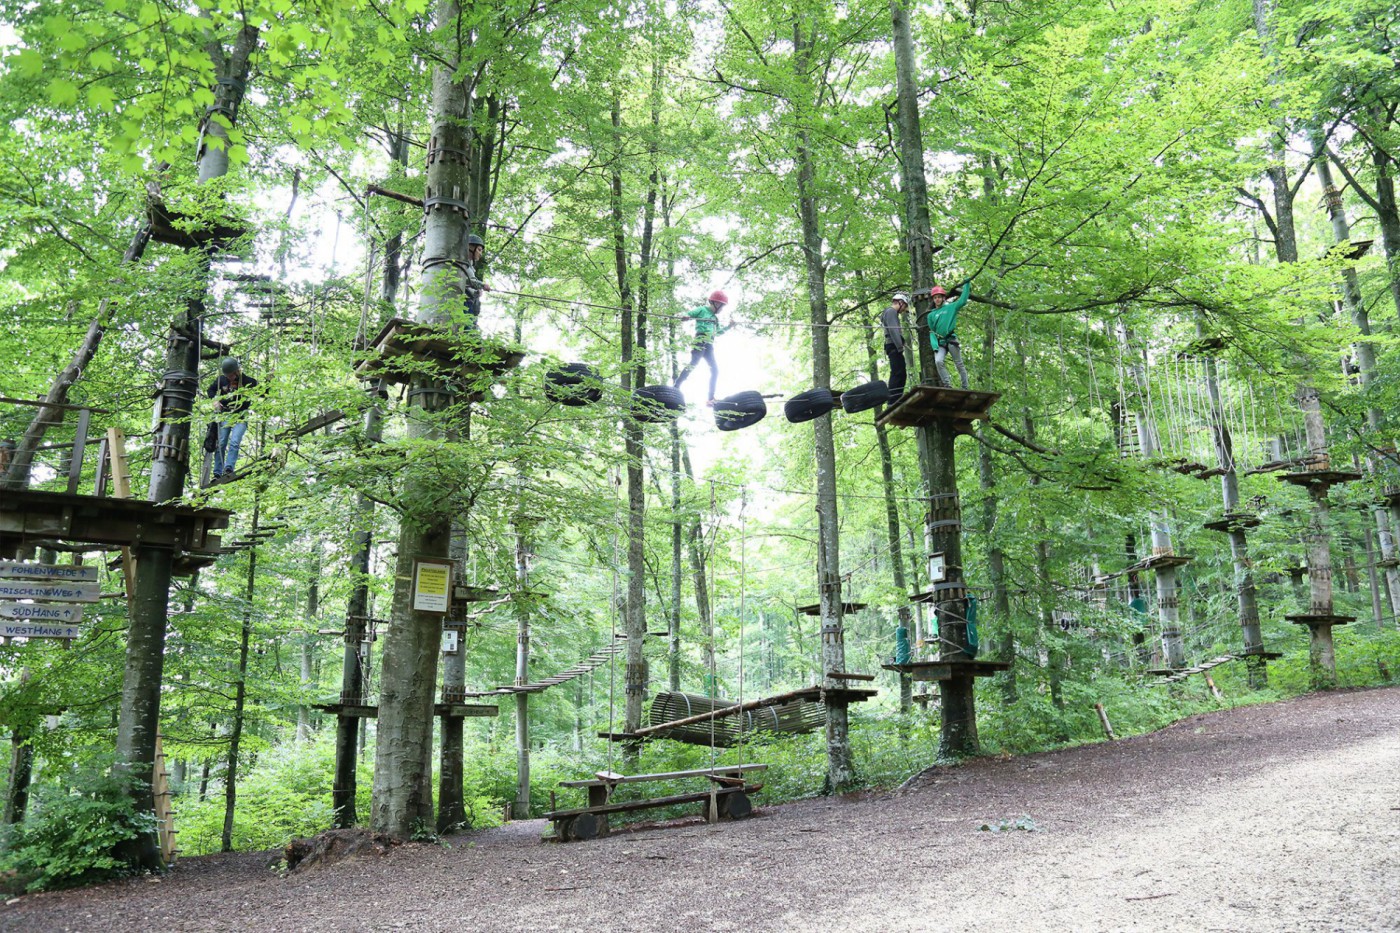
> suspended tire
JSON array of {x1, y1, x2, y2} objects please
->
[
  {"x1": 840, "y1": 379, "x2": 889, "y2": 415},
  {"x1": 714, "y1": 391, "x2": 766, "y2": 432},
  {"x1": 568, "y1": 812, "x2": 599, "y2": 841},
  {"x1": 784, "y1": 388, "x2": 836, "y2": 424},
  {"x1": 545, "y1": 362, "x2": 603, "y2": 406},
  {"x1": 633, "y1": 384, "x2": 686, "y2": 423}
]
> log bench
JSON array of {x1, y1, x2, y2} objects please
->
[{"x1": 544, "y1": 764, "x2": 767, "y2": 841}]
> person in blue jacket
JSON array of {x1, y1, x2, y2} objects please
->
[{"x1": 927, "y1": 281, "x2": 971, "y2": 389}]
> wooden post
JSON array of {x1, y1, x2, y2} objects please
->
[{"x1": 1094, "y1": 703, "x2": 1116, "y2": 741}]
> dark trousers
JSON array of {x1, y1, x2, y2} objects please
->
[
  {"x1": 884, "y1": 343, "x2": 907, "y2": 398},
  {"x1": 674, "y1": 341, "x2": 718, "y2": 400}
]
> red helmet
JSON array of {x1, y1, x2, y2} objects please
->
[
  {"x1": 929, "y1": 286, "x2": 948, "y2": 297},
  {"x1": 709, "y1": 289, "x2": 729, "y2": 305}
]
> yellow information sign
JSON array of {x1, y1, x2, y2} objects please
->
[{"x1": 412, "y1": 559, "x2": 453, "y2": 614}]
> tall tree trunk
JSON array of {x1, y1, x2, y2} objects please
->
[
  {"x1": 682, "y1": 446, "x2": 714, "y2": 685},
  {"x1": 513, "y1": 524, "x2": 531, "y2": 818},
  {"x1": 864, "y1": 328, "x2": 913, "y2": 713},
  {"x1": 437, "y1": 475, "x2": 470, "y2": 833},
  {"x1": 1199, "y1": 326, "x2": 1267, "y2": 686},
  {"x1": 891, "y1": 0, "x2": 979, "y2": 758},
  {"x1": 1314, "y1": 139, "x2": 1400, "y2": 622},
  {"x1": 793, "y1": 18, "x2": 854, "y2": 789},
  {"x1": 336, "y1": 122, "x2": 410, "y2": 829},
  {"x1": 372, "y1": 0, "x2": 474, "y2": 837},
  {"x1": 221, "y1": 493, "x2": 260, "y2": 852},
  {"x1": 115, "y1": 26, "x2": 258, "y2": 871},
  {"x1": 298, "y1": 541, "x2": 322, "y2": 743}
]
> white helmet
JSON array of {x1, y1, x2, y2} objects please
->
[{"x1": 892, "y1": 292, "x2": 910, "y2": 305}]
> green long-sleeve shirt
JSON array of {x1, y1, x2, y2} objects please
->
[
  {"x1": 927, "y1": 283, "x2": 970, "y2": 347},
  {"x1": 686, "y1": 304, "x2": 728, "y2": 341}
]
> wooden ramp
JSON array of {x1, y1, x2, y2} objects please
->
[
  {"x1": 602, "y1": 683, "x2": 878, "y2": 747},
  {"x1": 875, "y1": 384, "x2": 999, "y2": 430}
]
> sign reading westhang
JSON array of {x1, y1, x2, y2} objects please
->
[
  {"x1": 412, "y1": 559, "x2": 453, "y2": 614},
  {"x1": 0, "y1": 581, "x2": 101, "y2": 603},
  {"x1": 0, "y1": 562, "x2": 99, "y2": 582},
  {"x1": 1, "y1": 623, "x2": 84, "y2": 639},
  {"x1": 0, "y1": 603, "x2": 83, "y2": 623}
]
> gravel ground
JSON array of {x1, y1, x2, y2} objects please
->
[{"x1": 4, "y1": 686, "x2": 1398, "y2": 932}]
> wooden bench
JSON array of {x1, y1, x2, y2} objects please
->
[{"x1": 545, "y1": 764, "x2": 767, "y2": 841}]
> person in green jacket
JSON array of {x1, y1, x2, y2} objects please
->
[
  {"x1": 673, "y1": 289, "x2": 729, "y2": 404},
  {"x1": 927, "y1": 281, "x2": 971, "y2": 389}
]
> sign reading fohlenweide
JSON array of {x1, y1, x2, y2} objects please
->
[
  {"x1": 0, "y1": 562, "x2": 99, "y2": 582},
  {"x1": 412, "y1": 559, "x2": 453, "y2": 614},
  {"x1": 0, "y1": 581, "x2": 101, "y2": 602},
  {"x1": 1, "y1": 623, "x2": 84, "y2": 639},
  {"x1": 0, "y1": 603, "x2": 83, "y2": 622}
]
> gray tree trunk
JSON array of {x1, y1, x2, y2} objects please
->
[
  {"x1": 298, "y1": 541, "x2": 321, "y2": 743},
  {"x1": 371, "y1": 0, "x2": 474, "y2": 837},
  {"x1": 221, "y1": 492, "x2": 260, "y2": 852},
  {"x1": 115, "y1": 26, "x2": 258, "y2": 871},
  {"x1": 513, "y1": 526, "x2": 531, "y2": 818}
]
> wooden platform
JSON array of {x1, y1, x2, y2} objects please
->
[
  {"x1": 881, "y1": 659, "x2": 1011, "y2": 682},
  {"x1": 0, "y1": 489, "x2": 229, "y2": 557},
  {"x1": 1129, "y1": 553, "x2": 1193, "y2": 573},
  {"x1": 147, "y1": 200, "x2": 248, "y2": 251},
  {"x1": 795, "y1": 601, "x2": 867, "y2": 616},
  {"x1": 312, "y1": 702, "x2": 499, "y2": 718},
  {"x1": 355, "y1": 316, "x2": 526, "y2": 388},
  {"x1": 1277, "y1": 469, "x2": 1362, "y2": 489},
  {"x1": 1239, "y1": 648, "x2": 1284, "y2": 661},
  {"x1": 1284, "y1": 613, "x2": 1355, "y2": 629},
  {"x1": 875, "y1": 384, "x2": 999, "y2": 430},
  {"x1": 1203, "y1": 513, "x2": 1261, "y2": 534}
]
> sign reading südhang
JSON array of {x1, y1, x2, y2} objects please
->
[{"x1": 0, "y1": 603, "x2": 83, "y2": 622}]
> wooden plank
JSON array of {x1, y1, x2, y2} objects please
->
[
  {"x1": 0, "y1": 580, "x2": 101, "y2": 602},
  {"x1": 545, "y1": 783, "x2": 762, "y2": 821},
  {"x1": 0, "y1": 622, "x2": 83, "y2": 639},
  {"x1": 0, "y1": 561, "x2": 98, "y2": 582},
  {"x1": 559, "y1": 764, "x2": 767, "y2": 788},
  {"x1": 826, "y1": 671, "x2": 876, "y2": 682},
  {"x1": 0, "y1": 603, "x2": 83, "y2": 623}
]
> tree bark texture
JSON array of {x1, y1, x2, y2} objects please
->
[
  {"x1": 794, "y1": 18, "x2": 854, "y2": 790},
  {"x1": 372, "y1": 0, "x2": 472, "y2": 837},
  {"x1": 221, "y1": 495, "x2": 260, "y2": 852}
]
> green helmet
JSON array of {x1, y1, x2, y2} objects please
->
[
  {"x1": 220, "y1": 357, "x2": 241, "y2": 375},
  {"x1": 466, "y1": 234, "x2": 485, "y2": 248}
]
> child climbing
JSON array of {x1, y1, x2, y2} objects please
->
[
  {"x1": 464, "y1": 233, "x2": 490, "y2": 326},
  {"x1": 927, "y1": 281, "x2": 971, "y2": 390},
  {"x1": 881, "y1": 292, "x2": 910, "y2": 402},
  {"x1": 673, "y1": 290, "x2": 729, "y2": 405},
  {"x1": 207, "y1": 357, "x2": 259, "y2": 482}
]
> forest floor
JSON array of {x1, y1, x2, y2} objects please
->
[{"x1": 4, "y1": 686, "x2": 1399, "y2": 932}]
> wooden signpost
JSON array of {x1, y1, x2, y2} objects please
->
[{"x1": 0, "y1": 563, "x2": 96, "y2": 640}]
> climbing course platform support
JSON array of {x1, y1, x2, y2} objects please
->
[
  {"x1": 355, "y1": 316, "x2": 525, "y2": 392},
  {"x1": 881, "y1": 659, "x2": 1010, "y2": 682},
  {"x1": 875, "y1": 384, "x2": 1000, "y2": 431}
]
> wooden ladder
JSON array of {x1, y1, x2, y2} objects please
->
[{"x1": 105, "y1": 428, "x2": 178, "y2": 864}]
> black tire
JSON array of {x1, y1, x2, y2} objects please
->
[
  {"x1": 545, "y1": 362, "x2": 603, "y2": 406},
  {"x1": 840, "y1": 379, "x2": 889, "y2": 414},
  {"x1": 633, "y1": 384, "x2": 686, "y2": 423},
  {"x1": 725, "y1": 791, "x2": 753, "y2": 820},
  {"x1": 784, "y1": 388, "x2": 836, "y2": 424},
  {"x1": 568, "y1": 812, "x2": 599, "y2": 841},
  {"x1": 714, "y1": 391, "x2": 766, "y2": 432}
]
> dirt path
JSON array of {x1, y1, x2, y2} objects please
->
[{"x1": 5, "y1": 687, "x2": 1398, "y2": 932}]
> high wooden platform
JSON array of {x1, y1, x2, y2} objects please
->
[
  {"x1": 355, "y1": 316, "x2": 526, "y2": 389},
  {"x1": 0, "y1": 489, "x2": 229, "y2": 560},
  {"x1": 1277, "y1": 469, "x2": 1362, "y2": 490},
  {"x1": 312, "y1": 702, "x2": 499, "y2": 718},
  {"x1": 1381, "y1": 487, "x2": 1400, "y2": 508},
  {"x1": 1284, "y1": 613, "x2": 1354, "y2": 629},
  {"x1": 1203, "y1": 512, "x2": 1261, "y2": 534},
  {"x1": 796, "y1": 601, "x2": 867, "y2": 616},
  {"x1": 147, "y1": 200, "x2": 248, "y2": 251},
  {"x1": 881, "y1": 658, "x2": 1010, "y2": 682},
  {"x1": 1128, "y1": 553, "x2": 1193, "y2": 573},
  {"x1": 875, "y1": 384, "x2": 999, "y2": 430}
]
